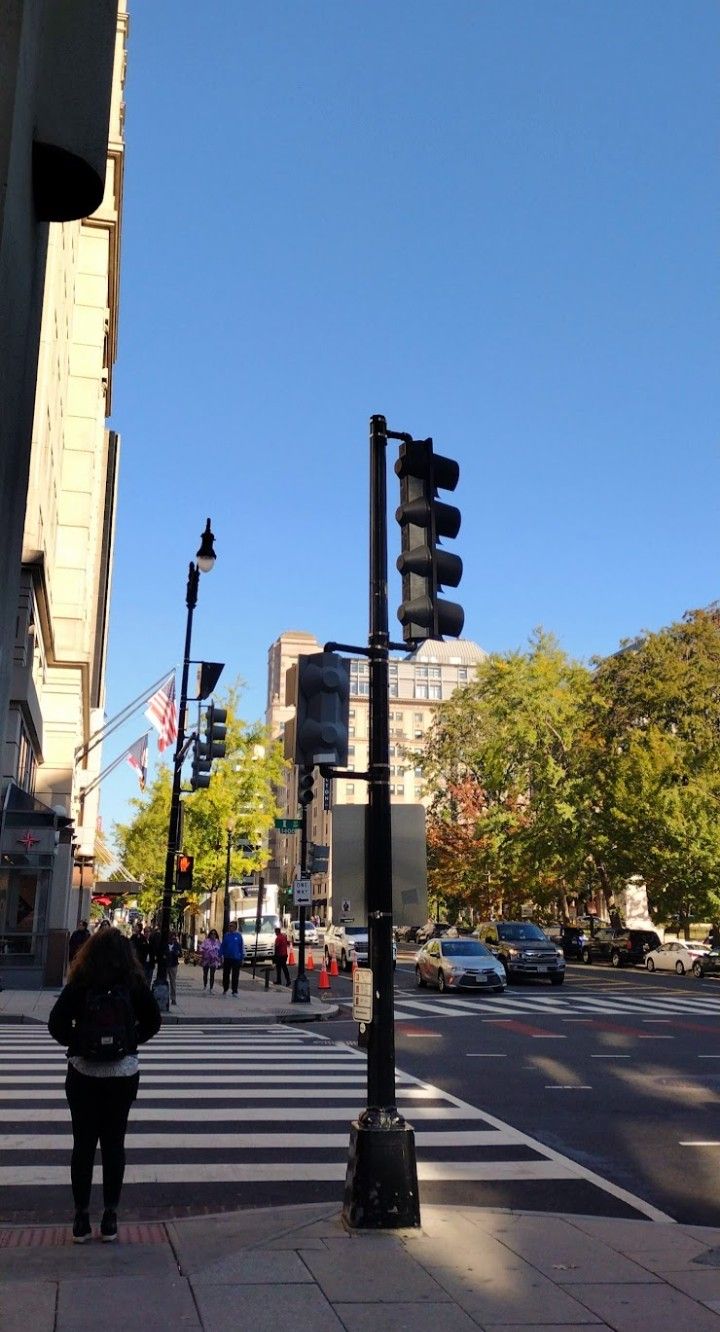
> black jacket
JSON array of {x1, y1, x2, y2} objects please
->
[{"x1": 48, "y1": 980, "x2": 161, "y2": 1057}]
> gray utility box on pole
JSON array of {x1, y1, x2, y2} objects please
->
[{"x1": 331, "y1": 804, "x2": 428, "y2": 927}]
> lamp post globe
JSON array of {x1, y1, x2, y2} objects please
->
[{"x1": 196, "y1": 519, "x2": 216, "y2": 573}]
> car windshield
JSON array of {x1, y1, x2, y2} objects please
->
[
  {"x1": 441, "y1": 940, "x2": 490, "y2": 958},
  {"x1": 239, "y1": 917, "x2": 278, "y2": 935},
  {"x1": 496, "y1": 923, "x2": 547, "y2": 942},
  {"x1": 344, "y1": 927, "x2": 367, "y2": 937}
]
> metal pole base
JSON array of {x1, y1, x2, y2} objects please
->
[
  {"x1": 152, "y1": 979, "x2": 170, "y2": 1013},
  {"x1": 291, "y1": 973, "x2": 311, "y2": 1003},
  {"x1": 342, "y1": 1115, "x2": 421, "y2": 1229}
]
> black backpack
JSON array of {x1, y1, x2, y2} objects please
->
[{"x1": 76, "y1": 985, "x2": 138, "y2": 1062}]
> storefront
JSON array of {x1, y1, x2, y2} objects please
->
[{"x1": 0, "y1": 782, "x2": 71, "y2": 988}]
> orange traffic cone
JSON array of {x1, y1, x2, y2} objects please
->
[
  {"x1": 329, "y1": 955, "x2": 339, "y2": 977},
  {"x1": 318, "y1": 960, "x2": 331, "y2": 991},
  {"x1": 288, "y1": 945, "x2": 296, "y2": 966},
  {"x1": 351, "y1": 955, "x2": 358, "y2": 974},
  {"x1": 306, "y1": 950, "x2": 315, "y2": 971}
]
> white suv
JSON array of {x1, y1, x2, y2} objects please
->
[{"x1": 324, "y1": 924, "x2": 396, "y2": 972}]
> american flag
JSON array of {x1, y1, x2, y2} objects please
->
[
  {"x1": 144, "y1": 673, "x2": 178, "y2": 753},
  {"x1": 126, "y1": 733, "x2": 149, "y2": 789}
]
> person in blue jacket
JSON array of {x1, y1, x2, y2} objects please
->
[{"x1": 219, "y1": 921, "x2": 245, "y2": 995}]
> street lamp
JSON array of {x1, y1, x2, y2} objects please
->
[
  {"x1": 153, "y1": 519, "x2": 217, "y2": 1010},
  {"x1": 223, "y1": 821, "x2": 235, "y2": 938}
]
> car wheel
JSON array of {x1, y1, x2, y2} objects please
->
[
  {"x1": 646, "y1": 957, "x2": 655, "y2": 971},
  {"x1": 693, "y1": 960, "x2": 703, "y2": 977},
  {"x1": 550, "y1": 975, "x2": 564, "y2": 986},
  {"x1": 437, "y1": 969, "x2": 446, "y2": 994},
  {"x1": 675, "y1": 960, "x2": 685, "y2": 976},
  {"x1": 341, "y1": 950, "x2": 348, "y2": 972},
  {"x1": 610, "y1": 950, "x2": 622, "y2": 968},
  {"x1": 415, "y1": 965, "x2": 426, "y2": 988},
  {"x1": 582, "y1": 947, "x2": 592, "y2": 964}
]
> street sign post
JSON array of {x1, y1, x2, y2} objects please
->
[
  {"x1": 275, "y1": 818, "x2": 302, "y2": 833},
  {"x1": 352, "y1": 967, "x2": 373, "y2": 1023}
]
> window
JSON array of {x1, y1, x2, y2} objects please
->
[
  {"x1": 414, "y1": 712, "x2": 424, "y2": 724},
  {"x1": 346, "y1": 783, "x2": 355, "y2": 798},
  {"x1": 348, "y1": 746, "x2": 355, "y2": 760},
  {"x1": 458, "y1": 667, "x2": 468, "y2": 682},
  {"x1": 415, "y1": 665, "x2": 428, "y2": 680},
  {"x1": 349, "y1": 726, "x2": 355, "y2": 739},
  {"x1": 16, "y1": 724, "x2": 36, "y2": 794},
  {"x1": 415, "y1": 683, "x2": 428, "y2": 700},
  {"x1": 389, "y1": 680, "x2": 398, "y2": 697},
  {"x1": 349, "y1": 708, "x2": 355, "y2": 719},
  {"x1": 429, "y1": 666, "x2": 441, "y2": 679},
  {"x1": 429, "y1": 684, "x2": 442, "y2": 700}
]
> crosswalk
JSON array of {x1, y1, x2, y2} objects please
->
[
  {"x1": 0, "y1": 1024, "x2": 667, "y2": 1222},
  {"x1": 393, "y1": 984, "x2": 720, "y2": 1021}
]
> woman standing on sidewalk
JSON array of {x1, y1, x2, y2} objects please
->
[
  {"x1": 199, "y1": 929, "x2": 221, "y2": 992},
  {"x1": 48, "y1": 927, "x2": 161, "y2": 1244}
]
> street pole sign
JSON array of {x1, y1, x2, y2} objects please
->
[
  {"x1": 275, "y1": 818, "x2": 302, "y2": 832},
  {"x1": 293, "y1": 877, "x2": 312, "y2": 906},
  {"x1": 352, "y1": 967, "x2": 373, "y2": 1022}
]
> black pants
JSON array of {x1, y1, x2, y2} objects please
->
[
  {"x1": 275, "y1": 957, "x2": 290, "y2": 985},
  {"x1": 203, "y1": 964, "x2": 216, "y2": 990},
  {"x1": 222, "y1": 958, "x2": 241, "y2": 993},
  {"x1": 65, "y1": 1064, "x2": 139, "y2": 1210}
]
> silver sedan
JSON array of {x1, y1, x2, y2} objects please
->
[{"x1": 415, "y1": 938, "x2": 507, "y2": 994}]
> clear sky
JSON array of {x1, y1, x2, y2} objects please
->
[{"x1": 102, "y1": 0, "x2": 719, "y2": 835}]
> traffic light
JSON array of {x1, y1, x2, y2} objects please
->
[
  {"x1": 298, "y1": 764, "x2": 315, "y2": 807},
  {"x1": 307, "y1": 842, "x2": 329, "y2": 874},
  {"x1": 395, "y1": 436, "x2": 464, "y2": 644},
  {"x1": 190, "y1": 735, "x2": 211, "y2": 790},
  {"x1": 205, "y1": 701, "x2": 227, "y2": 760},
  {"x1": 176, "y1": 853, "x2": 194, "y2": 894},
  {"x1": 295, "y1": 651, "x2": 350, "y2": 767}
]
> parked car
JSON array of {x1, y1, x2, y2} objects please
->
[
  {"x1": 582, "y1": 927, "x2": 661, "y2": 968},
  {"x1": 552, "y1": 924, "x2": 588, "y2": 961},
  {"x1": 290, "y1": 920, "x2": 319, "y2": 945},
  {"x1": 477, "y1": 921, "x2": 566, "y2": 985},
  {"x1": 697, "y1": 950, "x2": 720, "y2": 979},
  {"x1": 395, "y1": 924, "x2": 421, "y2": 943},
  {"x1": 645, "y1": 940, "x2": 710, "y2": 976},
  {"x1": 416, "y1": 922, "x2": 457, "y2": 946},
  {"x1": 324, "y1": 923, "x2": 397, "y2": 971},
  {"x1": 415, "y1": 938, "x2": 507, "y2": 994}
]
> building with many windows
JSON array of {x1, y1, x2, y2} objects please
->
[{"x1": 265, "y1": 631, "x2": 487, "y2": 921}]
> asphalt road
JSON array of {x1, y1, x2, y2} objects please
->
[{"x1": 315, "y1": 953, "x2": 720, "y2": 1225}]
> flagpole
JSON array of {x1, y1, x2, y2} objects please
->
[
  {"x1": 78, "y1": 731, "x2": 152, "y2": 800},
  {"x1": 74, "y1": 668, "x2": 175, "y2": 766}
]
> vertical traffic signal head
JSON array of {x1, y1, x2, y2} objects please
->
[
  {"x1": 298, "y1": 764, "x2": 315, "y2": 807},
  {"x1": 190, "y1": 735, "x2": 212, "y2": 790},
  {"x1": 176, "y1": 853, "x2": 194, "y2": 893},
  {"x1": 295, "y1": 652, "x2": 350, "y2": 767},
  {"x1": 205, "y1": 701, "x2": 227, "y2": 760},
  {"x1": 395, "y1": 436, "x2": 464, "y2": 644}
]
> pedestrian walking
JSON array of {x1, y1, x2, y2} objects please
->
[
  {"x1": 146, "y1": 927, "x2": 161, "y2": 986},
  {"x1": 219, "y1": 920, "x2": 245, "y2": 995},
  {"x1": 68, "y1": 920, "x2": 90, "y2": 964},
  {"x1": 199, "y1": 929, "x2": 221, "y2": 991},
  {"x1": 273, "y1": 925, "x2": 291, "y2": 987},
  {"x1": 47, "y1": 926, "x2": 161, "y2": 1244},
  {"x1": 129, "y1": 922, "x2": 149, "y2": 975},
  {"x1": 167, "y1": 931, "x2": 182, "y2": 1005}
]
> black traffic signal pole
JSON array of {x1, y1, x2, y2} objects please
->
[
  {"x1": 292, "y1": 776, "x2": 311, "y2": 1003},
  {"x1": 154, "y1": 561, "x2": 199, "y2": 1009},
  {"x1": 342, "y1": 414, "x2": 421, "y2": 1230},
  {"x1": 223, "y1": 827, "x2": 232, "y2": 938}
]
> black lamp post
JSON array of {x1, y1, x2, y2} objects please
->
[
  {"x1": 153, "y1": 520, "x2": 216, "y2": 1009},
  {"x1": 223, "y1": 822, "x2": 234, "y2": 938}
]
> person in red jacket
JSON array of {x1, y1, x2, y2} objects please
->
[{"x1": 273, "y1": 926, "x2": 290, "y2": 987}]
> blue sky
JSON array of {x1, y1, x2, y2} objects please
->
[{"x1": 103, "y1": 0, "x2": 719, "y2": 833}]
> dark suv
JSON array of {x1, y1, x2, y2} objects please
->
[
  {"x1": 582, "y1": 927, "x2": 661, "y2": 969},
  {"x1": 479, "y1": 921, "x2": 565, "y2": 985}
]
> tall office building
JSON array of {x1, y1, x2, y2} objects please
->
[
  {"x1": 265, "y1": 630, "x2": 487, "y2": 920},
  {"x1": 0, "y1": 3, "x2": 128, "y2": 986}
]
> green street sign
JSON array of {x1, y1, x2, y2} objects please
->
[{"x1": 274, "y1": 818, "x2": 302, "y2": 832}]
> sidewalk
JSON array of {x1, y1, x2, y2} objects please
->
[
  {"x1": 0, "y1": 957, "x2": 340, "y2": 1025},
  {"x1": 2, "y1": 1200, "x2": 720, "y2": 1330}
]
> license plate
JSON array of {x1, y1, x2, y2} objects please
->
[{"x1": 536, "y1": 965, "x2": 548, "y2": 972}]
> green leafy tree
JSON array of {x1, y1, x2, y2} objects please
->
[{"x1": 114, "y1": 685, "x2": 287, "y2": 917}]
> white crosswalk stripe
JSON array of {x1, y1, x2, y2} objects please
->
[
  {"x1": 393, "y1": 986, "x2": 720, "y2": 1020},
  {"x1": 0, "y1": 1024, "x2": 667, "y2": 1219}
]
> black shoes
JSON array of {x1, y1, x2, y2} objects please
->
[
  {"x1": 100, "y1": 1209, "x2": 118, "y2": 1242},
  {"x1": 72, "y1": 1210, "x2": 92, "y2": 1243}
]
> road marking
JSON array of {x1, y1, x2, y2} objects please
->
[
  {"x1": 697, "y1": 1055, "x2": 720, "y2": 1059},
  {"x1": 531, "y1": 1034, "x2": 567, "y2": 1039},
  {"x1": 637, "y1": 1035, "x2": 675, "y2": 1040},
  {"x1": 591, "y1": 1054, "x2": 630, "y2": 1059},
  {"x1": 680, "y1": 1141, "x2": 720, "y2": 1147},
  {"x1": 642, "y1": 1019, "x2": 672, "y2": 1024},
  {"x1": 0, "y1": 1128, "x2": 519, "y2": 1151},
  {"x1": 0, "y1": 1160, "x2": 581, "y2": 1186},
  {"x1": 544, "y1": 1085, "x2": 593, "y2": 1090},
  {"x1": 466, "y1": 1053, "x2": 507, "y2": 1058}
]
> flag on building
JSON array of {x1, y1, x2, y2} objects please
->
[
  {"x1": 126, "y1": 733, "x2": 149, "y2": 790},
  {"x1": 144, "y1": 673, "x2": 178, "y2": 753}
]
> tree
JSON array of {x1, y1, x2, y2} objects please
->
[
  {"x1": 113, "y1": 685, "x2": 287, "y2": 917},
  {"x1": 420, "y1": 631, "x2": 591, "y2": 920}
]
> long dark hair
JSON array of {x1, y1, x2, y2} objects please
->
[{"x1": 68, "y1": 926, "x2": 146, "y2": 991}]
